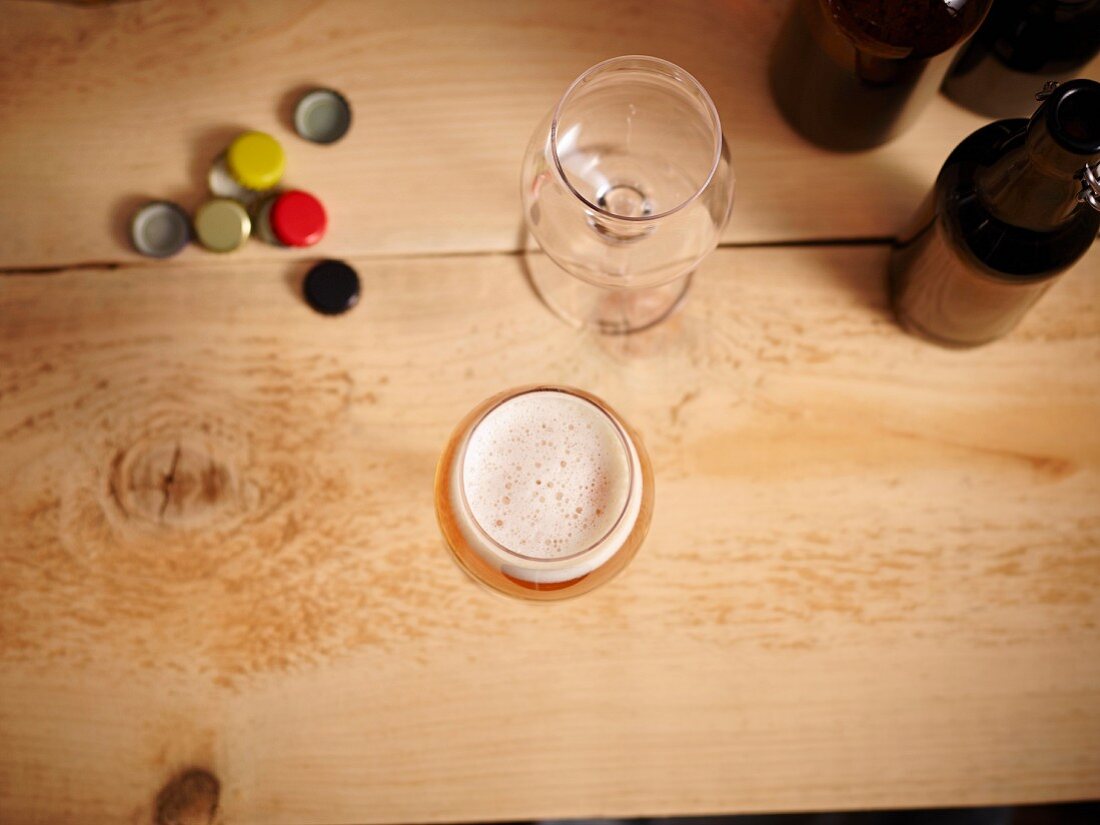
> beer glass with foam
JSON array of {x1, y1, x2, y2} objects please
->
[{"x1": 435, "y1": 386, "x2": 654, "y2": 600}]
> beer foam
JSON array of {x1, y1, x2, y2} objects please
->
[{"x1": 461, "y1": 390, "x2": 632, "y2": 559}]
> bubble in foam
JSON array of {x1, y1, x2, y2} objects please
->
[{"x1": 462, "y1": 390, "x2": 631, "y2": 558}]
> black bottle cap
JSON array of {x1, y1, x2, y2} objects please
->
[{"x1": 303, "y1": 259, "x2": 360, "y2": 315}]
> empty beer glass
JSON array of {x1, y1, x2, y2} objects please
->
[{"x1": 521, "y1": 56, "x2": 735, "y2": 333}]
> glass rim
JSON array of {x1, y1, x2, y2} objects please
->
[
  {"x1": 549, "y1": 54, "x2": 724, "y2": 224},
  {"x1": 455, "y1": 385, "x2": 637, "y2": 565}
]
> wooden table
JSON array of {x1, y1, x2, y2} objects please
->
[{"x1": 2, "y1": 3, "x2": 1098, "y2": 823}]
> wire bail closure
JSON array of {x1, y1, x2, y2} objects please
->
[{"x1": 1078, "y1": 162, "x2": 1100, "y2": 211}]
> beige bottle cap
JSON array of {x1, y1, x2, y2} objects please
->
[{"x1": 194, "y1": 198, "x2": 251, "y2": 253}]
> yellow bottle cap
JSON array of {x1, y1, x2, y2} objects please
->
[
  {"x1": 194, "y1": 198, "x2": 251, "y2": 253},
  {"x1": 226, "y1": 131, "x2": 285, "y2": 191}
]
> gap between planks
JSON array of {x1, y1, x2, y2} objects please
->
[{"x1": 0, "y1": 235, "x2": 895, "y2": 277}]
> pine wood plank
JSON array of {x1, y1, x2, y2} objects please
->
[
  {"x1": 6, "y1": 0, "x2": 1091, "y2": 267},
  {"x1": 1, "y1": 245, "x2": 1098, "y2": 823}
]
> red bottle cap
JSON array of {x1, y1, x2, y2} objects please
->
[{"x1": 270, "y1": 190, "x2": 327, "y2": 247}]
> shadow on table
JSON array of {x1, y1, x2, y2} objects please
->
[
  {"x1": 108, "y1": 123, "x2": 252, "y2": 257},
  {"x1": 788, "y1": 239, "x2": 897, "y2": 322}
]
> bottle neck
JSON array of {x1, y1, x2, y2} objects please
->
[{"x1": 977, "y1": 115, "x2": 1094, "y2": 232}]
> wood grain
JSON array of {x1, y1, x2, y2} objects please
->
[
  {"x1": 2, "y1": 246, "x2": 1099, "y2": 823},
  {"x1": 6, "y1": 0, "x2": 1096, "y2": 269}
]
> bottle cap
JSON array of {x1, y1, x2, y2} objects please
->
[
  {"x1": 130, "y1": 201, "x2": 190, "y2": 258},
  {"x1": 254, "y1": 192, "x2": 287, "y2": 246},
  {"x1": 303, "y1": 259, "x2": 359, "y2": 315},
  {"x1": 294, "y1": 88, "x2": 352, "y2": 144},
  {"x1": 270, "y1": 190, "x2": 327, "y2": 247},
  {"x1": 194, "y1": 198, "x2": 251, "y2": 253},
  {"x1": 226, "y1": 131, "x2": 285, "y2": 191},
  {"x1": 208, "y1": 152, "x2": 260, "y2": 207}
]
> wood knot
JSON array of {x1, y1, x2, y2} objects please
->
[
  {"x1": 155, "y1": 768, "x2": 219, "y2": 825},
  {"x1": 110, "y1": 438, "x2": 237, "y2": 527}
]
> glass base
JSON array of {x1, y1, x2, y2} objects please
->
[{"x1": 522, "y1": 245, "x2": 693, "y2": 335}]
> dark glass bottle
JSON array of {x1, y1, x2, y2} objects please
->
[
  {"x1": 769, "y1": 0, "x2": 992, "y2": 151},
  {"x1": 943, "y1": 0, "x2": 1100, "y2": 120},
  {"x1": 889, "y1": 79, "x2": 1100, "y2": 348}
]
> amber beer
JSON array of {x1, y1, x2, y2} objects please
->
[{"x1": 435, "y1": 386, "x2": 654, "y2": 600}]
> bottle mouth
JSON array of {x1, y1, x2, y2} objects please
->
[
  {"x1": 550, "y1": 55, "x2": 724, "y2": 224},
  {"x1": 1045, "y1": 79, "x2": 1100, "y2": 156}
]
